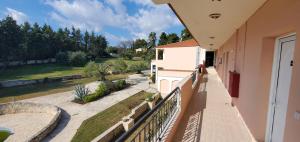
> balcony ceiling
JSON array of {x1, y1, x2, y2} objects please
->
[{"x1": 153, "y1": 0, "x2": 267, "y2": 49}]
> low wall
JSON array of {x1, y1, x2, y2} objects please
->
[
  {"x1": 0, "y1": 102, "x2": 61, "y2": 142},
  {"x1": 91, "y1": 122, "x2": 125, "y2": 142},
  {"x1": 92, "y1": 94, "x2": 162, "y2": 142},
  {"x1": 0, "y1": 74, "x2": 82, "y2": 88},
  {"x1": 165, "y1": 70, "x2": 204, "y2": 142},
  {"x1": 0, "y1": 58, "x2": 56, "y2": 67}
]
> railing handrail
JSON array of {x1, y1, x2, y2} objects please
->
[{"x1": 116, "y1": 87, "x2": 180, "y2": 142}]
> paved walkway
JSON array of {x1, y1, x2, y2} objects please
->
[
  {"x1": 172, "y1": 68, "x2": 255, "y2": 142},
  {"x1": 19, "y1": 74, "x2": 157, "y2": 142}
]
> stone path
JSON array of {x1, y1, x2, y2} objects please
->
[{"x1": 19, "y1": 73, "x2": 157, "y2": 142}]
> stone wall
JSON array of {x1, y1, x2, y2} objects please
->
[
  {"x1": 0, "y1": 58, "x2": 56, "y2": 67},
  {"x1": 92, "y1": 93, "x2": 162, "y2": 142},
  {"x1": 0, "y1": 74, "x2": 82, "y2": 88},
  {"x1": 91, "y1": 122, "x2": 125, "y2": 142},
  {"x1": 0, "y1": 102, "x2": 61, "y2": 142}
]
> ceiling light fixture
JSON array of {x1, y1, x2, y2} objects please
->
[{"x1": 209, "y1": 13, "x2": 221, "y2": 19}]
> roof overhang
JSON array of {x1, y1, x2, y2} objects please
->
[{"x1": 153, "y1": 0, "x2": 267, "y2": 50}]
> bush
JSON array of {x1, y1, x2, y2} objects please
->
[
  {"x1": 83, "y1": 83, "x2": 108, "y2": 103},
  {"x1": 69, "y1": 51, "x2": 87, "y2": 67},
  {"x1": 111, "y1": 59, "x2": 127, "y2": 74},
  {"x1": 95, "y1": 83, "x2": 108, "y2": 96},
  {"x1": 115, "y1": 80, "x2": 127, "y2": 90},
  {"x1": 55, "y1": 52, "x2": 69, "y2": 65},
  {"x1": 74, "y1": 85, "x2": 90, "y2": 101},
  {"x1": 84, "y1": 61, "x2": 97, "y2": 77},
  {"x1": 151, "y1": 74, "x2": 156, "y2": 83},
  {"x1": 145, "y1": 94, "x2": 154, "y2": 102},
  {"x1": 121, "y1": 50, "x2": 133, "y2": 60},
  {"x1": 127, "y1": 62, "x2": 148, "y2": 73}
]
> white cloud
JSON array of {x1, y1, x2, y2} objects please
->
[
  {"x1": 5, "y1": 8, "x2": 28, "y2": 24},
  {"x1": 104, "y1": 32, "x2": 127, "y2": 45},
  {"x1": 45, "y1": 0, "x2": 181, "y2": 43}
]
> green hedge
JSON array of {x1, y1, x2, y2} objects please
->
[{"x1": 81, "y1": 80, "x2": 127, "y2": 103}]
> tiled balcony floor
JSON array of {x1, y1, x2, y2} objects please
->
[{"x1": 172, "y1": 68, "x2": 255, "y2": 142}]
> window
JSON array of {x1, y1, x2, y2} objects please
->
[{"x1": 158, "y1": 50, "x2": 164, "y2": 60}]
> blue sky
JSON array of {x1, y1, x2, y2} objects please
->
[{"x1": 0, "y1": 0, "x2": 184, "y2": 46}]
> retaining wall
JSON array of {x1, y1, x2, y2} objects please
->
[
  {"x1": 0, "y1": 102, "x2": 61, "y2": 142},
  {"x1": 0, "y1": 74, "x2": 82, "y2": 88}
]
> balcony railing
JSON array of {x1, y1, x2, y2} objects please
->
[{"x1": 116, "y1": 87, "x2": 181, "y2": 142}]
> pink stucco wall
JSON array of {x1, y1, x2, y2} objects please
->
[
  {"x1": 215, "y1": 0, "x2": 300, "y2": 141},
  {"x1": 155, "y1": 46, "x2": 200, "y2": 71}
]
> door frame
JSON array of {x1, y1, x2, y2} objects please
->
[{"x1": 265, "y1": 33, "x2": 296, "y2": 142}]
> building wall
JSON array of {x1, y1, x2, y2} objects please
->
[
  {"x1": 155, "y1": 46, "x2": 199, "y2": 70},
  {"x1": 215, "y1": 0, "x2": 300, "y2": 141},
  {"x1": 153, "y1": 46, "x2": 205, "y2": 95}
]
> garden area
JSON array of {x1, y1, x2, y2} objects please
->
[
  {"x1": 71, "y1": 91, "x2": 153, "y2": 142},
  {"x1": 0, "y1": 57, "x2": 149, "y2": 103}
]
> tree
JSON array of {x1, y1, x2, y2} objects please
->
[
  {"x1": 167, "y1": 33, "x2": 180, "y2": 43},
  {"x1": 119, "y1": 40, "x2": 134, "y2": 49},
  {"x1": 42, "y1": 24, "x2": 56, "y2": 58},
  {"x1": 181, "y1": 28, "x2": 192, "y2": 41},
  {"x1": 158, "y1": 32, "x2": 168, "y2": 45},
  {"x1": 83, "y1": 31, "x2": 90, "y2": 52},
  {"x1": 91, "y1": 35, "x2": 107, "y2": 57},
  {"x1": 147, "y1": 32, "x2": 156, "y2": 49},
  {"x1": 133, "y1": 39, "x2": 147, "y2": 49},
  {"x1": 20, "y1": 22, "x2": 32, "y2": 60},
  {"x1": 0, "y1": 16, "x2": 22, "y2": 64},
  {"x1": 84, "y1": 62, "x2": 110, "y2": 81}
]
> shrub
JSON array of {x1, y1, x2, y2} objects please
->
[
  {"x1": 95, "y1": 83, "x2": 108, "y2": 97},
  {"x1": 74, "y1": 85, "x2": 90, "y2": 101},
  {"x1": 83, "y1": 93, "x2": 98, "y2": 103},
  {"x1": 84, "y1": 61, "x2": 97, "y2": 77},
  {"x1": 69, "y1": 51, "x2": 87, "y2": 67},
  {"x1": 115, "y1": 80, "x2": 127, "y2": 90},
  {"x1": 145, "y1": 94, "x2": 154, "y2": 102},
  {"x1": 55, "y1": 52, "x2": 69, "y2": 65},
  {"x1": 127, "y1": 62, "x2": 148, "y2": 73},
  {"x1": 151, "y1": 74, "x2": 156, "y2": 83},
  {"x1": 82, "y1": 83, "x2": 108, "y2": 103},
  {"x1": 111, "y1": 59, "x2": 127, "y2": 74},
  {"x1": 121, "y1": 50, "x2": 133, "y2": 60}
]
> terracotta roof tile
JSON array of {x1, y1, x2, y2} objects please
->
[{"x1": 156, "y1": 39, "x2": 199, "y2": 48}]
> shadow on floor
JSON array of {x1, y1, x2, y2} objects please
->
[
  {"x1": 173, "y1": 76, "x2": 208, "y2": 142},
  {"x1": 42, "y1": 109, "x2": 71, "y2": 142}
]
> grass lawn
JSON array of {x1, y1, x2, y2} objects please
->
[
  {"x1": 0, "y1": 58, "x2": 147, "y2": 81},
  {"x1": 0, "y1": 73, "x2": 131, "y2": 104},
  {"x1": 71, "y1": 91, "x2": 153, "y2": 142}
]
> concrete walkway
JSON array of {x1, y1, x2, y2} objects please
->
[
  {"x1": 19, "y1": 74, "x2": 157, "y2": 142},
  {"x1": 172, "y1": 68, "x2": 255, "y2": 142}
]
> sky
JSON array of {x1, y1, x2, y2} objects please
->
[{"x1": 0, "y1": 0, "x2": 184, "y2": 46}]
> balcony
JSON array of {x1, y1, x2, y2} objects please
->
[{"x1": 116, "y1": 67, "x2": 255, "y2": 142}]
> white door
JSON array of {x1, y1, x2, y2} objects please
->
[{"x1": 270, "y1": 35, "x2": 295, "y2": 142}]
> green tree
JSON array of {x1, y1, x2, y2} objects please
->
[
  {"x1": 20, "y1": 22, "x2": 32, "y2": 60},
  {"x1": 84, "y1": 62, "x2": 110, "y2": 81},
  {"x1": 83, "y1": 31, "x2": 90, "y2": 52},
  {"x1": 181, "y1": 28, "x2": 192, "y2": 41},
  {"x1": 167, "y1": 33, "x2": 180, "y2": 43},
  {"x1": 158, "y1": 32, "x2": 168, "y2": 45},
  {"x1": 0, "y1": 16, "x2": 22, "y2": 64},
  {"x1": 133, "y1": 39, "x2": 147, "y2": 49},
  {"x1": 147, "y1": 32, "x2": 156, "y2": 49}
]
